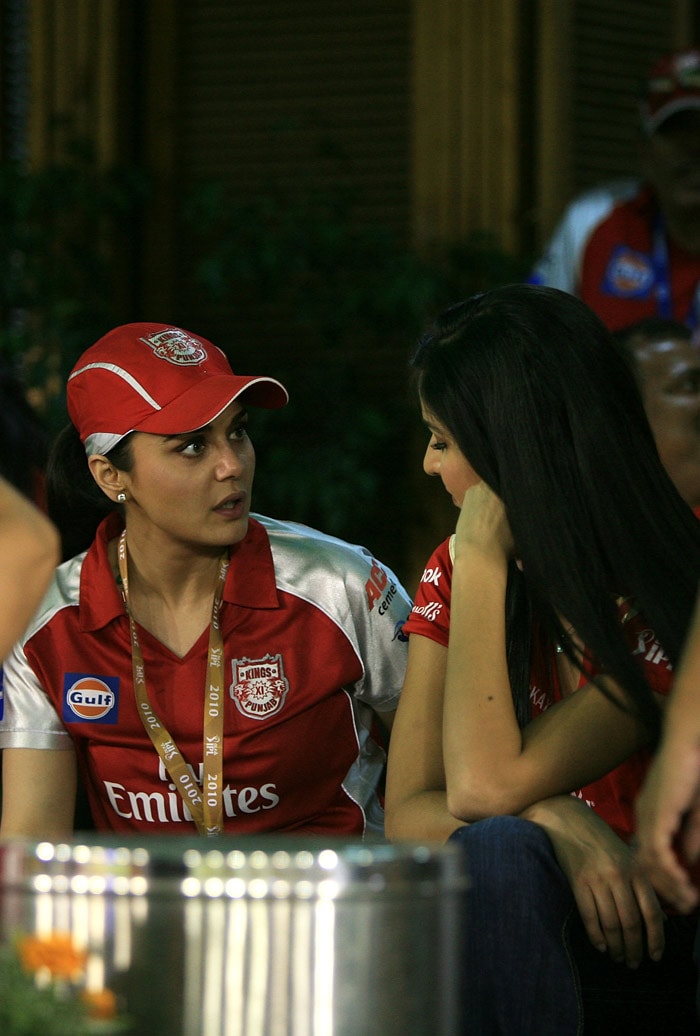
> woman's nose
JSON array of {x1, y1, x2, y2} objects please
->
[
  {"x1": 215, "y1": 443, "x2": 244, "y2": 478},
  {"x1": 423, "y1": 444, "x2": 439, "y2": 477}
]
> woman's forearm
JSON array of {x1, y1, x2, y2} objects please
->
[
  {"x1": 384, "y1": 789, "x2": 464, "y2": 843},
  {"x1": 445, "y1": 547, "x2": 648, "y2": 819},
  {"x1": 443, "y1": 549, "x2": 522, "y2": 817}
]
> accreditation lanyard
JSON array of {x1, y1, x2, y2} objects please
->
[
  {"x1": 651, "y1": 210, "x2": 700, "y2": 329},
  {"x1": 117, "y1": 530, "x2": 228, "y2": 836}
]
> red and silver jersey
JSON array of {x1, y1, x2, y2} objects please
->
[
  {"x1": 405, "y1": 536, "x2": 673, "y2": 841},
  {"x1": 529, "y1": 179, "x2": 700, "y2": 330},
  {"x1": 0, "y1": 514, "x2": 410, "y2": 838}
]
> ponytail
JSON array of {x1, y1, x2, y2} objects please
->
[{"x1": 46, "y1": 424, "x2": 133, "y2": 560}]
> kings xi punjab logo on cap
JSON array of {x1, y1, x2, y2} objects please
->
[
  {"x1": 230, "y1": 654, "x2": 289, "y2": 720},
  {"x1": 140, "y1": 328, "x2": 208, "y2": 366}
]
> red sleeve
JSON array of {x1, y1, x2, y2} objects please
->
[{"x1": 403, "y1": 538, "x2": 453, "y2": 648}]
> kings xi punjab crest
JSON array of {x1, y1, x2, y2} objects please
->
[
  {"x1": 140, "y1": 328, "x2": 208, "y2": 365},
  {"x1": 230, "y1": 654, "x2": 289, "y2": 720}
]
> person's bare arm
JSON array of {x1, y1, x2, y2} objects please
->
[
  {"x1": 636, "y1": 593, "x2": 700, "y2": 911},
  {"x1": 384, "y1": 633, "x2": 463, "y2": 842},
  {"x1": 442, "y1": 483, "x2": 650, "y2": 820},
  {"x1": 1, "y1": 747, "x2": 77, "y2": 840},
  {"x1": 0, "y1": 478, "x2": 59, "y2": 660}
]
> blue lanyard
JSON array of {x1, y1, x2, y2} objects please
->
[{"x1": 651, "y1": 209, "x2": 700, "y2": 329}]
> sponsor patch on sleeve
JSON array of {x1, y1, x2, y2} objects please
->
[
  {"x1": 62, "y1": 673, "x2": 120, "y2": 724},
  {"x1": 601, "y1": 246, "x2": 655, "y2": 299}
]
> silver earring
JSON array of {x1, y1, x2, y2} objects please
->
[{"x1": 116, "y1": 492, "x2": 127, "y2": 504}]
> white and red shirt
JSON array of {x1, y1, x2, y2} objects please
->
[
  {"x1": 529, "y1": 180, "x2": 700, "y2": 331},
  {"x1": 0, "y1": 513, "x2": 410, "y2": 838},
  {"x1": 404, "y1": 536, "x2": 673, "y2": 841}
]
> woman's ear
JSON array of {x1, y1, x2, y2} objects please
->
[{"x1": 87, "y1": 455, "x2": 127, "y2": 503}]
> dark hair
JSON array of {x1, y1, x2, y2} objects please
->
[
  {"x1": 0, "y1": 362, "x2": 49, "y2": 501},
  {"x1": 412, "y1": 284, "x2": 700, "y2": 737},
  {"x1": 46, "y1": 424, "x2": 134, "y2": 561}
]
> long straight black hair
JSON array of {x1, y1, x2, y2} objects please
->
[{"x1": 412, "y1": 284, "x2": 700, "y2": 738}]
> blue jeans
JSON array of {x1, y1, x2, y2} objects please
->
[{"x1": 449, "y1": 816, "x2": 699, "y2": 1035}]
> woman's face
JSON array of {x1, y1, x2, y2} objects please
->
[
  {"x1": 117, "y1": 400, "x2": 256, "y2": 552},
  {"x1": 633, "y1": 333, "x2": 700, "y2": 509},
  {"x1": 421, "y1": 405, "x2": 481, "y2": 507}
]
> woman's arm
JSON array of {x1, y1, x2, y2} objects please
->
[
  {"x1": 636, "y1": 595, "x2": 700, "y2": 912},
  {"x1": 0, "y1": 477, "x2": 59, "y2": 660},
  {"x1": 386, "y1": 631, "x2": 664, "y2": 964},
  {"x1": 1, "y1": 747, "x2": 77, "y2": 840},
  {"x1": 443, "y1": 482, "x2": 649, "y2": 820},
  {"x1": 384, "y1": 633, "x2": 463, "y2": 842}
]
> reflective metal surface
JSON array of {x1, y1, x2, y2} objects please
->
[{"x1": 0, "y1": 837, "x2": 467, "y2": 1035}]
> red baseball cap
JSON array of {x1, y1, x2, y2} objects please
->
[
  {"x1": 641, "y1": 47, "x2": 700, "y2": 134},
  {"x1": 67, "y1": 322, "x2": 289, "y2": 456}
]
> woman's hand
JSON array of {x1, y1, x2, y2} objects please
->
[
  {"x1": 635, "y1": 603, "x2": 700, "y2": 913},
  {"x1": 523, "y1": 796, "x2": 665, "y2": 968},
  {"x1": 635, "y1": 741, "x2": 700, "y2": 913},
  {"x1": 453, "y1": 482, "x2": 514, "y2": 564}
]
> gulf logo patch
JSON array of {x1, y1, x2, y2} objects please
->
[{"x1": 62, "y1": 673, "x2": 119, "y2": 724}]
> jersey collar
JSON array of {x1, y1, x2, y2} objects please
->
[{"x1": 79, "y1": 513, "x2": 279, "y2": 632}]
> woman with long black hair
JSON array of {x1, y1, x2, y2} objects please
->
[{"x1": 385, "y1": 284, "x2": 700, "y2": 1033}]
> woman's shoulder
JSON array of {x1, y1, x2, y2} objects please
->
[
  {"x1": 15, "y1": 552, "x2": 86, "y2": 647},
  {"x1": 410, "y1": 536, "x2": 454, "y2": 606},
  {"x1": 403, "y1": 537, "x2": 454, "y2": 644},
  {"x1": 253, "y1": 513, "x2": 380, "y2": 564},
  {"x1": 251, "y1": 514, "x2": 408, "y2": 596}
]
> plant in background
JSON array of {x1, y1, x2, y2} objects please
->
[
  {"x1": 0, "y1": 126, "x2": 527, "y2": 567},
  {"x1": 0, "y1": 133, "x2": 148, "y2": 434},
  {"x1": 0, "y1": 931, "x2": 129, "y2": 1034},
  {"x1": 182, "y1": 175, "x2": 528, "y2": 562}
]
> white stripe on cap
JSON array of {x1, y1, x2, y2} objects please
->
[
  {"x1": 68, "y1": 361, "x2": 162, "y2": 410},
  {"x1": 84, "y1": 431, "x2": 132, "y2": 456}
]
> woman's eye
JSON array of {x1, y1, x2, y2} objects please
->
[
  {"x1": 671, "y1": 371, "x2": 700, "y2": 395},
  {"x1": 430, "y1": 440, "x2": 447, "y2": 452},
  {"x1": 230, "y1": 424, "x2": 249, "y2": 441},
  {"x1": 179, "y1": 439, "x2": 206, "y2": 457}
]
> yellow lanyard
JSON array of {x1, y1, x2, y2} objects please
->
[{"x1": 117, "y1": 530, "x2": 228, "y2": 836}]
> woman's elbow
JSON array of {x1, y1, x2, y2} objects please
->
[
  {"x1": 446, "y1": 776, "x2": 524, "y2": 822},
  {"x1": 383, "y1": 810, "x2": 401, "y2": 842},
  {"x1": 383, "y1": 796, "x2": 415, "y2": 842},
  {"x1": 33, "y1": 517, "x2": 61, "y2": 571}
]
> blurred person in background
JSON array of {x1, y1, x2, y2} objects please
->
[
  {"x1": 0, "y1": 359, "x2": 59, "y2": 817},
  {"x1": 0, "y1": 476, "x2": 58, "y2": 663},
  {"x1": 613, "y1": 317, "x2": 700, "y2": 513},
  {"x1": 529, "y1": 48, "x2": 700, "y2": 331}
]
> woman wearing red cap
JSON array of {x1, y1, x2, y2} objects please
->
[{"x1": 0, "y1": 323, "x2": 410, "y2": 840}]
